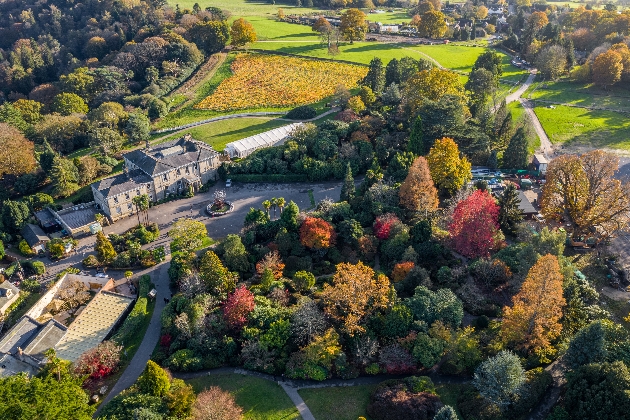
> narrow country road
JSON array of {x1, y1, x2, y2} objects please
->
[
  {"x1": 505, "y1": 71, "x2": 536, "y2": 104},
  {"x1": 520, "y1": 98, "x2": 553, "y2": 157},
  {"x1": 95, "y1": 262, "x2": 172, "y2": 415}
]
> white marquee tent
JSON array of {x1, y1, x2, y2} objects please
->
[{"x1": 224, "y1": 123, "x2": 304, "y2": 158}]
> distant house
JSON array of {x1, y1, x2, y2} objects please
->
[
  {"x1": 21, "y1": 224, "x2": 49, "y2": 253},
  {"x1": 533, "y1": 154, "x2": 549, "y2": 175},
  {"x1": 224, "y1": 123, "x2": 304, "y2": 159},
  {"x1": 517, "y1": 190, "x2": 538, "y2": 217},
  {"x1": 0, "y1": 281, "x2": 19, "y2": 315},
  {"x1": 376, "y1": 23, "x2": 400, "y2": 33}
]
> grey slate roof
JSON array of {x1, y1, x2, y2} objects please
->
[
  {"x1": 124, "y1": 137, "x2": 217, "y2": 177},
  {"x1": 21, "y1": 224, "x2": 49, "y2": 247},
  {"x1": 22, "y1": 319, "x2": 67, "y2": 362},
  {"x1": 34, "y1": 208, "x2": 56, "y2": 228},
  {"x1": 517, "y1": 190, "x2": 537, "y2": 215},
  {"x1": 0, "y1": 316, "x2": 40, "y2": 354},
  {"x1": 0, "y1": 316, "x2": 67, "y2": 361},
  {"x1": 92, "y1": 170, "x2": 152, "y2": 199}
]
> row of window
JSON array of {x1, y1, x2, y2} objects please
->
[
  {"x1": 113, "y1": 189, "x2": 144, "y2": 204},
  {"x1": 162, "y1": 165, "x2": 197, "y2": 182},
  {"x1": 115, "y1": 194, "x2": 153, "y2": 214}
]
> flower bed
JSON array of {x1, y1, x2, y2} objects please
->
[
  {"x1": 194, "y1": 54, "x2": 367, "y2": 111},
  {"x1": 206, "y1": 201, "x2": 234, "y2": 216}
]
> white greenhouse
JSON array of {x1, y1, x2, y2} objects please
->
[{"x1": 224, "y1": 123, "x2": 304, "y2": 159}]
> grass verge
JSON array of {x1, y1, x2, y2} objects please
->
[
  {"x1": 186, "y1": 373, "x2": 301, "y2": 420},
  {"x1": 298, "y1": 384, "x2": 378, "y2": 420}
]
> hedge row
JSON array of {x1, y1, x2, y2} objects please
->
[
  {"x1": 229, "y1": 174, "x2": 308, "y2": 183},
  {"x1": 112, "y1": 275, "x2": 151, "y2": 345}
]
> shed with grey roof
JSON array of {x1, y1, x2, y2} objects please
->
[
  {"x1": 21, "y1": 224, "x2": 49, "y2": 253},
  {"x1": 0, "y1": 281, "x2": 20, "y2": 315}
]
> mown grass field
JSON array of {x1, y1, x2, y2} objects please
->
[
  {"x1": 534, "y1": 104, "x2": 630, "y2": 150},
  {"x1": 186, "y1": 373, "x2": 301, "y2": 420},
  {"x1": 529, "y1": 79, "x2": 630, "y2": 112},
  {"x1": 298, "y1": 384, "x2": 378, "y2": 420},
  {"x1": 154, "y1": 117, "x2": 288, "y2": 151}
]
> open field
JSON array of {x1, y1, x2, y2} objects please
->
[
  {"x1": 154, "y1": 117, "x2": 289, "y2": 151},
  {"x1": 534, "y1": 104, "x2": 630, "y2": 150},
  {"x1": 299, "y1": 384, "x2": 378, "y2": 420},
  {"x1": 185, "y1": 373, "x2": 301, "y2": 420},
  {"x1": 529, "y1": 80, "x2": 630, "y2": 112}
]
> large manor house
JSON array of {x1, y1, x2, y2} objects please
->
[{"x1": 92, "y1": 135, "x2": 221, "y2": 221}]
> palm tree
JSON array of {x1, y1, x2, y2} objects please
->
[
  {"x1": 262, "y1": 200, "x2": 271, "y2": 218},
  {"x1": 44, "y1": 348, "x2": 63, "y2": 381},
  {"x1": 271, "y1": 197, "x2": 278, "y2": 220},
  {"x1": 277, "y1": 197, "x2": 286, "y2": 214},
  {"x1": 133, "y1": 194, "x2": 150, "y2": 225}
]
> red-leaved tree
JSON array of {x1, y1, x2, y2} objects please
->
[
  {"x1": 373, "y1": 213, "x2": 401, "y2": 240},
  {"x1": 448, "y1": 189, "x2": 503, "y2": 258},
  {"x1": 222, "y1": 285, "x2": 255, "y2": 329},
  {"x1": 73, "y1": 341, "x2": 122, "y2": 379},
  {"x1": 299, "y1": 217, "x2": 336, "y2": 249}
]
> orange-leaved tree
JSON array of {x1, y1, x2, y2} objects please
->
[
  {"x1": 230, "y1": 18, "x2": 257, "y2": 47},
  {"x1": 255, "y1": 250, "x2": 285, "y2": 280},
  {"x1": 321, "y1": 261, "x2": 391, "y2": 336},
  {"x1": 299, "y1": 217, "x2": 336, "y2": 249},
  {"x1": 399, "y1": 156, "x2": 439, "y2": 213},
  {"x1": 391, "y1": 261, "x2": 415, "y2": 283},
  {"x1": 501, "y1": 254, "x2": 566, "y2": 356}
]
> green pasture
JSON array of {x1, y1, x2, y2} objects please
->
[
  {"x1": 153, "y1": 117, "x2": 288, "y2": 151},
  {"x1": 185, "y1": 373, "x2": 300, "y2": 420},
  {"x1": 534, "y1": 104, "x2": 630, "y2": 150},
  {"x1": 529, "y1": 79, "x2": 630, "y2": 112},
  {"x1": 171, "y1": 0, "x2": 317, "y2": 16}
]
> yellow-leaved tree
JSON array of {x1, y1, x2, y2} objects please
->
[
  {"x1": 426, "y1": 137, "x2": 472, "y2": 195},
  {"x1": 540, "y1": 150, "x2": 630, "y2": 239},
  {"x1": 501, "y1": 254, "x2": 566, "y2": 357},
  {"x1": 399, "y1": 156, "x2": 439, "y2": 212},
  {"x1": 340, "y1": 8, "x2": 368, "y2": 44},
  {"x1": 402, "y1": 68, "x2": 466, "y2": 116},
  {"x1": 321, "y1": 262, "x2": 390, "y2": 336},
  {"x1": 230, "y1": 18, "x2": 257, "y2": 47}
]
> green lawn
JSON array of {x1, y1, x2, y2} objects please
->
[
  {"x1": 530, "y1": 79, "x2": 630, "y2": 112},
  {"x1": 154, "y1": 117, "x2": 288, "y2": 151},
  {"x1": 171, "y1": 0, "x2": 318, "y2": 16},
  {"x1": 186, "y1": 373, "x2": 301, "y2": 420},
  {"x1": 534, "y1": 104, "x2": 630, "y2": 150},
  {"x1": 436, "y1": 383, "x2": 466, "y2": 419},
  {"x1": 299, "y1": 384, "x2": 377, "y2": 420}
]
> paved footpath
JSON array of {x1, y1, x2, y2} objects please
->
[{"x1": 95, "y1": 261, "x2": 171, "y2": 415}]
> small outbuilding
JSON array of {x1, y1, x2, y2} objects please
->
[
  {"x1": 21, "y1": 224, "x2": 49, "y2": 253},
  {"x1": 0, "y1": 281, "x2": 20, "y2": 315},
  {"x1": 517, "y1": 190, "x2": 538, "y2": 218},
  {"x1": 533, "y1": 154, "x2": 549, "y2": 175}
]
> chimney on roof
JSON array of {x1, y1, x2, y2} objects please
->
[{"x1": 17, "y1": 347, "x2": 23, "y2": 361}]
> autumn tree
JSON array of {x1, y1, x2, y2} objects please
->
[
  {"x1": 192, "y1": 387, "x2": 243, "y2": 420},
  {"x1": 321, "y1": 261, "x2": 390, "y2": 335},
  {"x1": 497, "y1": 183, "x2": 523, "y2": 236},
  {"x1": 340, "y1": 8, "x2": 368, "y2": 44},
  {"x1": 418, "y1": 10, "x2": 448, "y2": 39},
  {"x1": 399, "y1": 157, "x2": 439, "y2": 213},
  {"x1": 188, "y1": 20, "x2": 230, "y2": 54},
  {"x1": 449, "y1": 189, "x2": 502, "y2": 258},
  {"x1": 501, "y1": 254, "x2": 566, "y2": 356},
  {"x1": 223, "y1": 285, "x2": 255, "y2": 329},
  {"x1": 299, "y1": 217, "x2": 336, "y2": 249},
  {"x1": 255, "y1": 250, "x2": 285, "y2": 279},
  {"x1": 427, "y1": 137, "x2": 472, "y2": 195},
  {"x1": 592, "y1": 49, "x2": 623, "y2": 88},
  {"x1": 168, "y1": 218, "x2": 208, "y2": 252},
  {"x1": 95, "y1": 231, "x2": 117, "y2": 265},
  {"x1": 230, "y1": 18, "x2": 257, "y2": 47},
  {"x1": 403, "y1": 68, "x2": 466, "y2": 116},
  {"x1": 540, "y1": 150, "x2": 630, "y2": 238},
  {"x1": 373, "y1": 213, "x2": 401, "y2": 240},
  {"x1": 0, "y1": 123, "x2": 36, "y2": 179}
]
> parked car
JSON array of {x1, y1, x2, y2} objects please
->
[
  {"x1": 225, "y1": 179, "x2": 232, "y2": 188},
  {"x1": 534, "y1": 213, "x2": 545, "y2": 223}
]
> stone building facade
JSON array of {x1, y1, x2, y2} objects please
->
[{"x1": 92, "y1": 134, "x2": 220, "y2": 221}]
